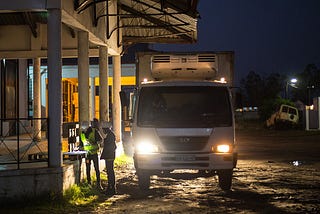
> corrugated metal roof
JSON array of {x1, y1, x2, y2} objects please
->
[
  {"x1": 0, "y1": 12, "x2": 47, "y2": 25},
  {"x1": 0, "y1": 0, "x2": 199, "y2": 44},
  {"x1": 0, "y1": 12, "x2": 47, "y2": 38},
  {"x1": 117, "y1": 0, "x2": 199, "y2": 44}
]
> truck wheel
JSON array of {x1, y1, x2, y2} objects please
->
[
  {"x1": 217, "y1": 169, "x2": 233, "y2": 191},
  {"x1": 233, "y1": 153, "x2": 238, "y2": 168},
  {"x1": 137, "y1": 169, "x2": 150, "y2": 190}
]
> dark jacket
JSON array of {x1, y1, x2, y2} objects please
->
[{"x1": 100, "y1": 127, "x2": 117, "y2": 160}]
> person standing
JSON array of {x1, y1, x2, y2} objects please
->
[
  {"x1": 100, "y1": 123, "x2": 117, "y2": 195},
  {"x1": 80, "y1": 120, "x2": 102, "y2": 190}
]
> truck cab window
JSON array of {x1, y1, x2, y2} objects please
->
[{"x1": 137, "y1": 86, "x2": 232, "y2": 128}]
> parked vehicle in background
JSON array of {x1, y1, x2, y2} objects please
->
[{"x1": 266, "y1": 104, "x2": 299, "y2": 129}]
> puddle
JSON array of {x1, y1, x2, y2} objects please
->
[
  {"x1": 288, "y1": 160, "x2": 318, "y2": 166},
  {"x1": 269, "y1": 160, "x2": 318, "y2": 166},
  {"x1": 292, "y1": 160, "x2": 303, "y2": 166}
]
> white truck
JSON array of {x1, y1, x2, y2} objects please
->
[{"x1": 121, "y1": 52, "x2": 237, "y2": 191}]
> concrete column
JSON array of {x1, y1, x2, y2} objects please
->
[
  {"x1": 99, "y1": 46, "x2": 109, "y2": 122},
  {"x1": 47, "y1": 8, "x2": 62, "y2": 167},
  {"x1": 112, "y1": 55, "x2": 121, "y2": 142},
  {"x1": 18, "y1": 59, "x2": 28, "y2": 119},
  {"x1": 33, "y1": 58, "x2": 41, "y2": 141},
  {"x1": 317, "y1": 97, "x2": 320, "y2": 130},
  {"x1": 305, "y1": 107, "x2": 309, "y2": 131},
  {"x1": 91, "y1": 77, "x2": 95, "y2": 120},
  {"x1": 78, "y1": 31, "x2": 90, "y2": 123}
]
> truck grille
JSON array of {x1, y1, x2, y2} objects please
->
[
  {"x1": 162, "y1": 163, "x2": 209, "y2": 167},
  {"x1": 160, "y1": 136, "x2": 209, "y2": 151},
  {"x1": 152, "y1": 55, "x2": 170, "y2": 63},
  {"x1": 198, "y1": 54, "x2": 215, "y2": 62}
]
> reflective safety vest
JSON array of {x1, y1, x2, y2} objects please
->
[
  {"x1": 80, "y1": 129, "x2": 99, "y2": 154},
  {"x1": 88, "y1": 128, "x2": 96, "y2": 144}
]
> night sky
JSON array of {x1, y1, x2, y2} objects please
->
[{"x1": 153, "y1": 0, "x2": 320, "y2": 86}]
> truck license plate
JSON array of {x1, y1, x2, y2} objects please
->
[{"x1": 175, "y1": 155, "x2": 196, "y2": 161}]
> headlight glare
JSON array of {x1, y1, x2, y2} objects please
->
[
  {"x1": 135, "y1": 139, "x2": 159, "y2": 154},
  {"x1": 212, "y1": 144, "x2": 232, "y2": 153}
]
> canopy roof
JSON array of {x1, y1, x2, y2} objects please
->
[{"x1": 0, "y1": 0, "x2": 199, "y2": 46}]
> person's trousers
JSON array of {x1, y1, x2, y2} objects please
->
[
  {"x1": 105, "y1": 159, "x2": 115, "y2": 188},
  {"x1": 86, "y1": 153, "x2": 100, "y2": 184}
]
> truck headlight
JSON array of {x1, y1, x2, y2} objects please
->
[
  {"x1": 135, "y1": 139, "x2": 159, "y2": 154},
  {"x1": 212, "y1": 144, "x2": 232, "y2": 153}
]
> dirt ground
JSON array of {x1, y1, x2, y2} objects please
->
[
  {"x1": 3, "y1": 122, "x2": 318, "y2": 213},
  {"x1": 91, "y1": 124, "x2": 320, "y2": 214}
]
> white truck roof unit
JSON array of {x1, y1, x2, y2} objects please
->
[{"x1": 151, "y1": 53, "x2": 217, "y2": 80}]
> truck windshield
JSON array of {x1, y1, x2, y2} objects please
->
[{"x1": 137, "y1": 86, "x2": 232, "y2": 128}]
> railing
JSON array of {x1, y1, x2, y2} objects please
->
[{"x1": 0, "y1": 118, "x2": 48, "y2": 170}]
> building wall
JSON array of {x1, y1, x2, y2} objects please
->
[{"x1": 0, "y1": 157, "x2": 107, "y2": 203}]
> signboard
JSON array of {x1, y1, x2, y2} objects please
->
[{"x1": 62, "y1": 122, "x2": 79, "y2": 144}]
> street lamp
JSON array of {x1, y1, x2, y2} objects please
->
[{"x1": 285, "y1": 78, "x2": 298, "y2": 99}]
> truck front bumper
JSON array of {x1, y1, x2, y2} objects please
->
[{"x1": 134, "y1": 152, "x2": 235, "y2": 171}]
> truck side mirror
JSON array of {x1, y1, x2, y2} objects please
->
[
  {"x1": 230, "y1": 87, "x2": 243, "y2": 109},
  {"x1": 120, "y1": 91, "x2": 130, "y2": 122}
]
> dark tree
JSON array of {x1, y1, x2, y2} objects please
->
[
  {"x1": 241, "y1": 71, "x2": 287, "y2": 121},
  {"x1": 240, "y1": 70, "x2": 264, "y2": 107},
  {"x1": 241, "y1": 71, "x2": 284, "y2": 106},
  {"x1": 292, "y1": 64, "x2": 320, "y2": 105},
  {"x1": 241, "y1": 64, "x2": 320, "y2": 121},
  {"x1": 264, "y1": 73, "x2": 285, "y2": 100}
]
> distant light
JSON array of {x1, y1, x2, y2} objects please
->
[
  {"x1": 214, "y1": 77, "x2": 227, "y2": 84},
  {"x1": 220, "y1": 77, "x2": 226, "y2": 83},
  {"x1": 290, "y1": 78, "x2": 297, "y2": 83},
  {"x1": 143, "y1": 78, "x2": 148, "y2": 83},
  {"x1": 236, "y1": 108, "x2": 243, "y2": 112},
  {"x1": 306, "y1": 105, "x2": 313, "y2": 110}
]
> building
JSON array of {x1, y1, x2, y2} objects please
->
[{"x1": 0, "y1": 0, "x2": 199, "y2": 201}]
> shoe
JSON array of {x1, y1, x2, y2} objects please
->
[
  {"x1": 105, "y1": 188, "x2": 116, "y2": 196},
  {"x1": 96, "y1": 184, "x2": 103, "y2": 191}
]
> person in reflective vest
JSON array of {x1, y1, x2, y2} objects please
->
[
  {"x1": 80, "y1": 120, "x2": 102, "y2": 189},
  {"x1": 81, "y1": 129, "x2": 99, "y2": 155}
]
